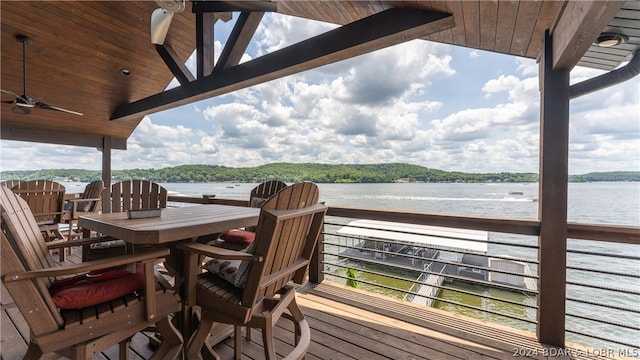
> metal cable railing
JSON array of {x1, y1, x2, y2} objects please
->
[{"x1": 322, "y1": 217, "x2": 540, "y2": 332}]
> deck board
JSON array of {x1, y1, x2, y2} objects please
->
[{"x1": 0, "y1": 247, "x2": 626, "y2": 360}]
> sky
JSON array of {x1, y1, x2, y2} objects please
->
[{"x1": 1, "y1": 12, "x2": 639, "y2": 175}]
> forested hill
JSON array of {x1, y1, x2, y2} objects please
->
[{"x1": 1, "y1": 163, "x2": 638, "y2": 183}]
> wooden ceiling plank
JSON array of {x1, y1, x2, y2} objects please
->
[
  {"x1": 622, "y1": 0, "x2": 640, "y2": 10},
  {"x1": 462, "y1": 0, "x2": 481, "y2": 49},
  {"x1": 445, "y1": 1, "x2": 466, "y2": 46},
  {"x1": 552, "y1": 0, "x2": 626, "y2": 70},
  {"x1": 111, "y1": 8, "x2": 455, "y2": 121},
  {"x1": 419, "y1": 2, "x2": 442, "y2": 43},
  {"x1": 215, "y1": 12, "x2": 265, "y2": 71},
  {"x1": 608, "y1": 17, "x2": 640, "y2": 29},
  {"x1": 340, "y1": 1, "x2": 365, "y2": 23},
  {"x1": 509, "y1": 0, "x2": 542, "y2": 56},
  {"x1": 422, "y1": 1, "x2": 453, "y2": 43},
  {"x1": 479, "y1": 0, "x2": 498, "y2": 51},
  {"x1": 494, "y1": 1, "x2": 519, "y2": 54},
  {"x1": 525, "y1": 0, "x2": 565, "y2": 59},
  {"x1": 191, "y1": 1, "x2": 277, "y2": 12}
]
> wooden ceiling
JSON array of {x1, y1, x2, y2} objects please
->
[{"x1": 1, "y1": 1, "x2": 633, "y2": 149}]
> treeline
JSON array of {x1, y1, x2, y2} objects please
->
[{"x1": 1, "y1": 163, "x2": 637, "y2": 183}]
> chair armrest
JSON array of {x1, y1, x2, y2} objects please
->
[
  {"x1": 264, "y1": 203, "x2": 328, "y2": 220},
  {"x1": 66, "y1": 197, "x2": 102, "y2": 218},
  {"x1": 46, "y1": 235, "x2": 119, "y2": 249},
  {"x1": 3, "y1": 248, "x2": 170, "y2": 282},
  {"x1": 177, "y1": 242, "x2": 263, "y2": 262}
]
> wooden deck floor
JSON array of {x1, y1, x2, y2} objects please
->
[{"x1": 0, "y1": 248, "x2": 622, "y2": 360}]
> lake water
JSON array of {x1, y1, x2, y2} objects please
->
[
  {"x1": 65, "y1": 181, "x2": 639, "y2": 349},
  {"x1": 151, "y1": 181, "x2": 638, "y2": 226}
]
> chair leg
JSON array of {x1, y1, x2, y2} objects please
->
[
  {"x1": 119, "y1": 337, "x2": 131, "y2": 360},
  {"x1": 23, "y1": 343, "x2": 43, "y2": 360},
  {"x1": 150, "y1": 317, "x2": 183, "y2": 360},
  {"x1": 234, "y1": 326, "x2": 242, "y2": 360},
  {"x1": 261, "y1": 323, "x2": 277, "y2": 360},
  {"x1": 186, "y1": 316, "x2": 215, "y2": 359}
]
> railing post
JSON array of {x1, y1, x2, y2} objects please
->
[
  {"x1": 101, "y1": 136, "x2": 112, "y2": 214},
  {"x1": 537, "y1": 29, "x2": 569, "y2": 347},
  {"x1": 309, "y1": 223, "x2": 325, "y2": 284}
]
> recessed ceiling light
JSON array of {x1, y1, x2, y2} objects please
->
[{"x1": 595, "y1": 33, "x2": 628, "y2": 47}]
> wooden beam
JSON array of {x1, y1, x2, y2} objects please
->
[
  {"x1": 551, "y1": 1, "x2": 625, "y2": 70},
  {"x1": 215, "y1": 11, "x2": 264, "y2": 71},
  {"x1": 537, "y1": 30, "x2": 570, "y2": 347},
  {"x1": 155, "y1": 44, "x2": 196, "y2": 86},
  {"x1": 191, "y1": 1, "x2": 277, "y2": 13},
  {"x1": 112, "y1": 8, "x2": 454, "y2": 120},
  {"x1": 1, "y1": 125, "x2": 127, "y2": 150},
  {"x1": 196, "y1": 12, "x2": 216, "y2": 78}
]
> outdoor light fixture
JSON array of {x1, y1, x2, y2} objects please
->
[
  {"x1": 151, "y1": 0, "x2": 185, "y2": 45},
  {"x1": 595, "y1": 33, "x2": 628, "y2": 47},
  {"x1": 120, "y1": 68, "x2": 131, "y2": 76}
]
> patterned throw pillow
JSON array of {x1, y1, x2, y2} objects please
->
[{"x1": 203, "y1": 243, "x2": 254, "y2": 288}]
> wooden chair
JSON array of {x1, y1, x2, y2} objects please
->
[
  {"x1": 178, "y1": 182, "x2": 327, "y2": 360},
  {"x1": 62, "y1": 179, "x2": 104, "y2": 240},
  {"x1": 83, "y1": 180, "x2": 168, "y2": 261},
  {"x1": 110, "y1": 179, "x2": 168, "y2": 213},
  {"x1": 10, "y1": 180, "x2": 68, "y2": 260},
  {"x1": 0, "y1": 185, "x2": 183, "y2": 360},
  {"x1": 207, "y1": 180, "x2": 288, "y2": 247}
]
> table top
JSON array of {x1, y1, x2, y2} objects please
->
[{"x1": 78, "y1": 204, "x2": 260, "y2": 245}]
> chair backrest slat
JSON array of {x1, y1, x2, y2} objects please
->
[
  {"x1": 81, "y1": 179, "x2": 104, "y2": 210},
  {"x1": 10, "y1": 180, "x2": 66, "y2": 224},
  {"x1": 249, "y1": 180, "x2": 287, "y2": 207},
  {"x1": 111, "y1": 180, "x2": 168, "y2": 213},
  {"x1": 0, "y1": 179, "x2": 23, "y2": 189},
  {"x1": 242, "y1": 182, "x2": 325, "y2": 307}
]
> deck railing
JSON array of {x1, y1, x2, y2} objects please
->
[{"x1": 167, "y1": 195, "x2": 639, "y2": 352}]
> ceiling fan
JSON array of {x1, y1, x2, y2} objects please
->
[{"x1": 1, "y1": 35, "x2": 83, "y2": 116}]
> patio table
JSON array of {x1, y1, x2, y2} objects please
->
[{"x1": 78, "y1": 204, "x2": 261, "y2": 348}]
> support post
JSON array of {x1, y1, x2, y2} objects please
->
[
  {"x1": 308, "y1": 224, "x2": 325, "y2": 284},
  {"x1": 537, "y1": 30, "x2": 570, "y2": 347},
  {"x1": 196, "y1": 12, "x2": 215, "y2": 78},
  {"x1": 101, "y1": 136, "x2": 112, "y2": 213}
]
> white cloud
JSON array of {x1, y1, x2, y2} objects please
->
[{"x1": 1, "y1": 14, "x2": 638, "y2": 175}]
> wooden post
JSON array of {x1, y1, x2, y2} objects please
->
[
  {"x1": 537, "y1": 30, "x2": 569, "y2": 347},
  {"x1": 308, "y1": 223, "x2": 325, "y2": 284},
  {"x1": 196, "y1": 12, "x2": 215, "y2": 78},
  {"x1": 101, "y1": 136, "x2": 112, "y2": 213}
]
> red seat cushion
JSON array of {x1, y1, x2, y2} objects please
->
[
  {"x1": 50, "y1": 264, "x2": 146, "y2": 309},
  {"x1": 219, "y1": 230, "x2": 256, "y2": 245}
]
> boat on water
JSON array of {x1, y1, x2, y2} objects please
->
[{"x1": 508, "y1": 191, "x2": 524, "y2": 195}]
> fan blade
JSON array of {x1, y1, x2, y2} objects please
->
[
  {"x1": 1, "y1": 89, "x2": 34, "y2": 107},
  {"x1": 1, "y1": 89, "x2": 20, "y2": 98},
  {"x1": 35, "y1": 102, "x2": 83, "y2": 116}
]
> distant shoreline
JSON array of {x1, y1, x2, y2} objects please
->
[{"x1": 1, "y1": 163, "x2": 639, "y2": 184}]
